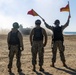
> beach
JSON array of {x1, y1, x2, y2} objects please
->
[{"x1": 0, "y1": 35, "x2": 76, "y2": 75}]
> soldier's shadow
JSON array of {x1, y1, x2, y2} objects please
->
[
  {"x1": 9, "y1": 72, "x2": 15, "y2": 75},
  {"x1": 9, "y1": 72, "x2": 25, "y2": 75},
  {"x1": 34, "y1": 70, "x2": 52, "y2": 75},
  {"x1": 54, "y1": 66, "x2": 76, "y2": 75},
  {"x1": 19, "y1": 71, "x2": 25, "y2": 75},
  {"x1": 34, "y1": 70, "x2": 43, "y2": 75}
]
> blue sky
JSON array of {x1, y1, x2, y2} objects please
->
[{"x1": 0, "y1": 0, "x2": 76, "y2": 32}]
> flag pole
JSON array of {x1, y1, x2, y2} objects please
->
[
  {"x1": 38, "y1": 15, "x2": 43, "y2": 20},
  {"x1": 37, "y1": 13, "x2": 43, "y2": 20},
  {"x1": 34, "y1": 9, "x2": 43, "y2": 20},
  {"x1": 68, "y1": 1, "x2": 71, "y2": 17}
]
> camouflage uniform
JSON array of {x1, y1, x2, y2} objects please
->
[
  {"x1": 31, "y1": 41, "x2": 44, "y2": 66},
  {"x1": 8, "y1": 45, "x2": 21, "y2": 70},
  {"x1": 7, "y1": 27, "x2": 24, "y2": 72},
  {"x1": 52, "y1": 41, "x2": 65, "y2": 63}
]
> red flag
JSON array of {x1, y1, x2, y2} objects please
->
[
  {"x1": 27, "y1": 9, "x2": 38, "y2": 16},
  {"x1": 60, "y1": 4, "x2": 70, "y2": 12}
]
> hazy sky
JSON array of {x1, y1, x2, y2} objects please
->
[{"x1": 0, "y1": 0, "x2": 76, "y2": 32}]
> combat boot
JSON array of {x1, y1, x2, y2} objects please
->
[
  {"x1": 63, "y1": 62, "x2": 67, "y2": 67},
  {"x1": 32, "y1": 65, "x2": 36, "y2": 71},
  {"x1": 18, "y1": 68, "x2": 22, "y2": 73},
  {"x1": 51, "y1": 62, "x2": 55, "y2": 67},
  {"x1": 8, "y1": 68, "x2": 12, "y2": 73},
  {"x1": 39, "y1": 66, "x2": 44, "y2": 71}
]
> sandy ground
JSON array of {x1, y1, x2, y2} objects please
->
[{"x1": 0, "y1": 34, "x2": 76, "y2": 75}]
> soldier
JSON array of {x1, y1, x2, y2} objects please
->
[
  {"x1": 30, "y1": 19, "x2": 47, "y2": 71},
  {"x1": 7, "y1": 22, "x2": 24, "y2": 73},
  {"x1": 43, "y1": 15, "x2": 70, "y2": 67}
]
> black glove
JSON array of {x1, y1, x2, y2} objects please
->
[{"x1": 20, "y1": 47, "x2": 24, "y2": 51}]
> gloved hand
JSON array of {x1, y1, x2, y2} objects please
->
[{"x1": 20, "y1": 47, "x2": 24, "y2": 51}]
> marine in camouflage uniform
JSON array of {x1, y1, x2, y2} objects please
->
[
  {"x1": 7, "y1": 22, "x2": 24, "y2": 73},
  {"x1": 43, "y1": 14, "x2": 70, "y2": 67},
  {"x1": 30, "y1": 19, "x2": 47, "y2": 71}
]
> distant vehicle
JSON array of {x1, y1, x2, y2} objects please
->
[{"x1": 19, "y1": 25, "x2": 31, "y2": 35}]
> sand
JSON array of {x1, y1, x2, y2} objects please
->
[{"x1": 0, "y1": 35, "x2": 76, "y2": 75}]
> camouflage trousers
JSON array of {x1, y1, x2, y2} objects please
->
[
  {"x1": 8, "y1": 45, "x2": 21, "y2": 69},
  {"x1": 52, "y1": 41, "x2": 65, "y2": 63},
  {"x1": 31, "y1": 41, "x2": 44, "y2": 66}
]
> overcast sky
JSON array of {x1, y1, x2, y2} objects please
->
[{"x1": 0, "y1": 0, "x2": 76, "y2": 32}]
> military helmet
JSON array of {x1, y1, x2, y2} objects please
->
[
  {"x1": 54, "y1": 19, "x2": 60, "y2": 25},
  {"x1": 13, "y1": 22, "x2": 19, "y2": 29},
  {"x1": 35, "y1": 19, "x2": 41, "y2": 25}
]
